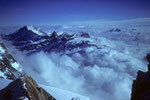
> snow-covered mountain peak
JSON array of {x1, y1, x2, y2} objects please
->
[
  {"x1": 107, "y1": 28, "x2": 121, "y2": 32},
  {"x1": 2, "y1": 26, "x2": 98, "y2": 55},
  {"x1": 51, "y1": 31, "x2": 58, "y2": 38},
  {"x1": 80, "y1": 32, "x2": 91, "y2": 38},
  {"x1": 19, "y1": 25, "x2": 44, "y2": 35}
]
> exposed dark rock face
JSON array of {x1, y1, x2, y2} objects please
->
[
  {"x1": 131, "y1": 54, "x2": 150, "y2": 100},
  {"x1": 131, "y1": 71, "x2": 150, "y2": 100},
  {"x1": 0, "y1": 75, "x2": 56, "y2": 100},
  {"x1": 0, "y1": 41, "x2": 22, "y2": 80}
]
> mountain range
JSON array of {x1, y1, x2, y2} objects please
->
[{"x1": 2, "y1": 25, "x2": 98, "y2": 56}]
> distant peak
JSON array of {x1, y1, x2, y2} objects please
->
[
  {"x1": 21, "y1": 25, "x2": 33, "y2": 30},
  {"x1": 80, "y1": 32, "x2": 90, "y2": 38},
  {"x1": 51, "y1": 31, "x2": 58, "y2": 37},
  {"x1": 19, "y1": 25, "x2": 44, "y2": 35},
  {"x1": 109, "y1": 28, "x2": 121, "y2": 32},
  {"x1": 61, "y1": 32, "x2": 69, "y2": 37},
  {"x1": 26, "y1": 24, "x2": 34, "y2": 29}
]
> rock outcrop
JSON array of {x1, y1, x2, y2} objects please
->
[
  {"x1": 0, "y1": 75, "x2": 56, "y2": 100},
  {"x1": 0, "y1": 41, "x2": 22, "y2": 80},
  {"x1": 131, "y1": 53, "x2": 150, "y2": 100}
]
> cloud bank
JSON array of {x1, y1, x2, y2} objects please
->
[
  {"x1": 5, "y1": 24, "x2": 150, "y2": 100},
  {"x1": 21, "y1": 41, "x2": 147, "y2": 100}
]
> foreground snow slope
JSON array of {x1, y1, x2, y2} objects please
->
[
  {"x1": 0, "y1": 78, "x2": 89, "y2": 100},
  {"x1": 40, "y1": 84, "x2": 90, "y2": 100}
]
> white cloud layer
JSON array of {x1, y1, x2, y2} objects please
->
[
  {"x1": 21, "y1": 36, "x2": 148, "y2": 100},
  {"x1": 4, "y1": 20, "x2": 150, "y2": 100}
]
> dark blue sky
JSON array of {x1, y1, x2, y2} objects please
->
[{"x1": 0, "y1": 0, "x2": 150, "y2": 26}]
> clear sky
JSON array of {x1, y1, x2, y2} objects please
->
[{"x1": 0, "y1": 0, "x2": 150, "y2": 26}]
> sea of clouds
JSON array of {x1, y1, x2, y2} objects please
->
[
  {"x1": 18, "y1": 27, "x2": 150, "y2": 100},
  {"x1": 1, "y1": 18, "x2": 150, "y2": 100}
]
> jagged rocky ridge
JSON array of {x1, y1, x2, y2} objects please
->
[
  {"x1": 0, "y1": 41, "x2": 22, "y2": 80},
  {"x1": 0, "y1": 75, "x2": 56, "y2": 100},
  {"x1": 2, "y1": 25, "x2": 98, "y2": 55},
  {"x1": 131, "y1": 53, "x2": 150, "y2": 100}
]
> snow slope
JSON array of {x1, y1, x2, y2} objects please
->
[
  {"x1": 26, "y1": 25, "x2": 45, "y2": 35},
  {"x1": 0, "y1": 78, "x2": 89, "y2": 100},
  {"x1": 41, "y1": 84, "x2": 89, "y2": 100}
]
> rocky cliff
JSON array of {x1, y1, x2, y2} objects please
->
[
  {"x1": 131, "y1": 53, "x2": 150, "y2": 100},
  {"x1": 0, "y1": 41, "x2": 22, "y2": 80},
  {"x1": 0, "y1": 40, "x2": 56, "y2": 100},
  {"x1": 0, "y1": 75, "x2": 56, "y2": 100}
]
